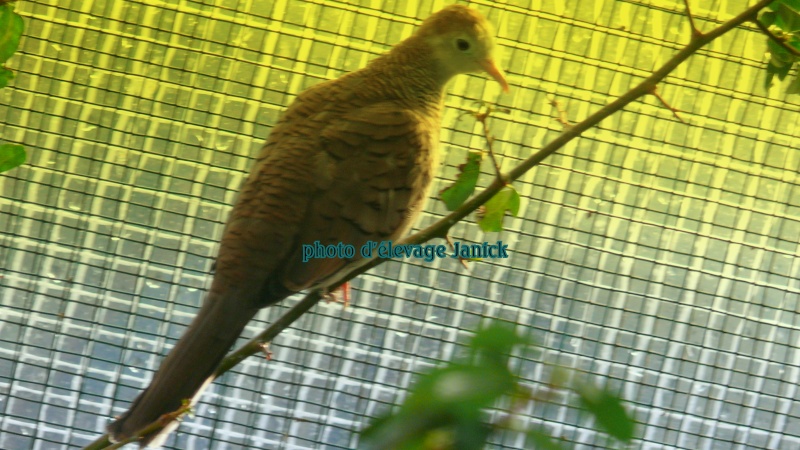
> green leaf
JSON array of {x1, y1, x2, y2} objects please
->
[
  {"x1": 787, "y1": 68, "x2": 800, "y2": 94},
  {"x1": 0, "y1": 143, "x2": 25, "y2": 173},
  {"x1": 527, "y1": 428, "x2": 566, "y2": 450},
  {"x1": 361, "y1": 365, "x2": 511, "y2": 450},
  {"x1": 440, "y1": 151, "x2": 482, "y2": 211},
  {"x1": 469, "y1": 321, "x2": 531, "y2": 368},
  {"x1": 547, "y1": 365, "x2": 571, "y2": 390},
  {"x1": 771, "y1": 56, "x2": 793, "y2": 77},
  {"x1": 360, "y1": 320, "x2": 532, "y2": 450},
  {"x1": 760, "y1": 10, "x2": 777, "y2": 27},
  {"x1": 765, "y1": 67, "x2": 776, "y2": 90},
  {"x1": 0, "y1": 4, "x2": 24, "y2": 64},
  {"x1": 790, "y1": 37, "x2": 800, "y2": 52},
  {"x1": 767, "y1": 39, "x2": 794, "y2": 66},
  {"x1": 575, "y1": 382, "x2": 635, "y2": 442},
  {"x1": 479, "y1": 185, "x2": 520, "y2": 232},
  {"x1": 765, "y1": 58, "x2": 793, "y2": 89},
  {"x1": 451, "y1": 421, "x2": 492, "y2": 450},
  {"x1": 766, "y1": 0, "x2": 780, "y2": 12},
  {"x1": 414, "y1": 365, "x2": 516, "y2": 414},
  {"x1": 0, "y1": 66, "x2": 12, "y2": 89},
  {"x1": 758, "y1": 11, "x2": 776, "y2": 28},
  {"x1": 775, "y1": 1, "x2": 800, "y2": 31}
]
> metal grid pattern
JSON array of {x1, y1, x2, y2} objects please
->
[{"x1": 1, "y1": 0, "x2": 798, "y2": 449}]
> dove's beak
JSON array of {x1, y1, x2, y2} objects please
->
[{"x1": 481, "y1": 59, "x2": 509, "y2": 93}]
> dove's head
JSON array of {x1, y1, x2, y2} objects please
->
[{"x1": 417, "y1": 5, "x2": 509, "y2": 93}]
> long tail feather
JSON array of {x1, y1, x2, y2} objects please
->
[{"x1": 107, "y1": 292, "x2": 259, "y2": 447}]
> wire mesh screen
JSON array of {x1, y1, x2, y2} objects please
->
[{"x1": 1, "y1": 0, "x2": 799, "y2": 449}]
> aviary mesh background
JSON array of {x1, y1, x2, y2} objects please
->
[{"x1": 1, "y1": 0, "x2": 799, "y2": 449}]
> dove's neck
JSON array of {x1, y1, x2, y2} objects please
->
[{"x1": 362, "y1": 36, "x2": 448, "y2": 108}]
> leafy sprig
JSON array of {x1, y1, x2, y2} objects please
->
[
  {"x1": 758, "y1": 0, "x2": 800, "y2": 93},
  {"x1": 0, "y1": 2, "x2": 25, "y2": 173},
  {"x1": 360, "y1": 321, "x2": 635, "y2": 450}
]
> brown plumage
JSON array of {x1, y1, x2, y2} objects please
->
[{"x1": 107, "y1": 4, "x2": 507, "y2": 447}]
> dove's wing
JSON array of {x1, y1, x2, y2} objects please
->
[{"x1": 279, "y1": 100, "x2": 441, "y2": 291}]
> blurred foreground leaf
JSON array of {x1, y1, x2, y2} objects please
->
[
  {"x1": 0, "y1": 143, "x2": 25, "y2": 173},
  {"x1": 0, "y1": 4, "x2": 25, "y2": 165},
  {"x1": 0, "y1": 3, "x2": 23, "y2": 63},
  {"x1": 360, "y1": 322, "x2": 530, "y2": 450},
  {"x1": 575, "y1": 381, "x2": 635, "y2": 442},
  {"x1": 528, "y1": 428, "x2": 565, "y2": 450},
  {"x1": 360, "y1": 320, "x2": 635, "y2": 449}
]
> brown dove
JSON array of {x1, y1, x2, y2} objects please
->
[{"x1": 107, "y1": 4, "x2": 508, "y2": 446}]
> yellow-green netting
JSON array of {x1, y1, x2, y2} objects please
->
[{"x1": 1, "y1": 0, "x2": 798, "y2": 448}]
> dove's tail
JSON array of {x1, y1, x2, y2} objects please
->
[{"x1": 106, "y1": 291, "x2": 260, "y2": 447}]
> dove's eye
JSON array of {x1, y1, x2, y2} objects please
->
[{"x1": 455, "y1": 38, "x2": 471, "y2": 51}]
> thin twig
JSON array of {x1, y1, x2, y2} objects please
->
[
  {"x1": 445, "y1": 234, "x2": 471, "y2": 270},
  {"x1": 548, "y1": 97, "x2": 571, "y2": 128},
  {"x1": 259, "y1": 342, "x2": 273, "y2": 360},
  {"x1": 683, "y1": 0, "x2": 702, "y2": 37},
  {"x1": 473, "y1": 105, "x2": 506, "y2": 184},
  {"x1": 649, "y1": 86, "x2": 686, "y2": 123},
  {"x1": 503, "y1": 0, "x2": 773, "y2": 186}
]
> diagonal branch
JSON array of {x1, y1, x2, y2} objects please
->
[{"x1": 87, "y1": 0, "x2": 775, "y2": 447}]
